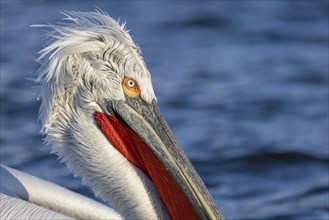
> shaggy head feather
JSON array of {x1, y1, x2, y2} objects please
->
[{"x1": 37, "y1": 10, "x2": 155, "y2": 135}]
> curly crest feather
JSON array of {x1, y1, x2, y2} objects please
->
[{"x1": 35, "y1": 10, "x2": 155, "y2": 141}]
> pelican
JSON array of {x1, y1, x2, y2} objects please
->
[{"x1": 0, "y1": 10, "x2": 224, "y2": 220}]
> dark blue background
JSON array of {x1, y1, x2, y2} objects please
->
[{"x1": 1, "y1": 1, "x2": 328, "y2": 219}]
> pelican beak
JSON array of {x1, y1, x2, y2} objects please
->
[{"x1": 95, "y1": 97, "x2": 223, "y2": 220}]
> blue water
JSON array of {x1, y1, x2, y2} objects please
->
[{"x1": 1, "y1": 1, "x2": 328, "y2": 219}]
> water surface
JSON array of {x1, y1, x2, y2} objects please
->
[{"x1": 1, "y1": 1, "x2": 328, "y2": 219}]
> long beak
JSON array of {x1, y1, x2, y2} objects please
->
[{"x1": 104, "y1": 98, "x2": 224, "y2": 220}]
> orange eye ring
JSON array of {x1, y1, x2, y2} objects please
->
[{"x1": 122, "y1": 77, "x2": 140, "y2": 97}]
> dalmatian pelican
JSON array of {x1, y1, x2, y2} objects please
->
[{"x1": 0, "y1": 10, "x2": 224, "y2": 220}]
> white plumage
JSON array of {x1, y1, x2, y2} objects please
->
[
  {"x1": 1, "y1": 165, "x2": 120, "y2": 219},
  {"x1": 1, "y1": 11, "x2": 168, "y2": 219}
]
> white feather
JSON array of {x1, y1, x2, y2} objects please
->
[
  {"x1": 0, "y1": 165, "x2": 120, "y2": 219},
  {"x1": 1, "y1": 194, "x2": 72, "y2": 220}
]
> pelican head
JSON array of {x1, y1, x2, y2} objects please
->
[{"x1": 36, "y1": 10, "x2": 223, "y2": 220}]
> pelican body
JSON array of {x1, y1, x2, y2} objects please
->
[{"x1": 0, "y1": 11, "x2": 224, "y2": 220}]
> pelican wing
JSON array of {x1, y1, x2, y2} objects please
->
[
  {"x1": 0, "y1": 193, "x2": 73, "y2": 220},
  {"x1": 0, "y1": 165, "x2": 122, "y2": 219}
]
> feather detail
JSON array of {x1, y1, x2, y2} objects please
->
[{"x1": 33, "y1": 11, "x2": 167, "y2": 219}]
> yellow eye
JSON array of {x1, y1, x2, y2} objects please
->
[{"x1": 122, "y1": 77, "x2": 140, "y2": 97}]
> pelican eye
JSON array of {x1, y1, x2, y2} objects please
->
[{"x1": 122, "y1": 77, "x2": 140, "y2": 97}]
